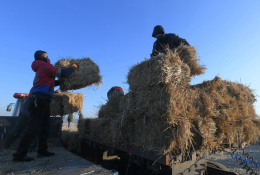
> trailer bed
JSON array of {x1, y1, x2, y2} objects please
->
[{"x1": 0, "y1": 146, "x2": 117, "y2": 175}]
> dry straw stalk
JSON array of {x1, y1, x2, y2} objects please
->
[{"x1": 55, "y1": 57, "x2": 102, "y2": 91}]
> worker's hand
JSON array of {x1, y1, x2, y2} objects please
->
[
  {"x1": 71, "y1": 63, "x2": 78, "y2": 70},
  {"x1": 54, "y1": 90, "x2": 61, "y2": 94}
]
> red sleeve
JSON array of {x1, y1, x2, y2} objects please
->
[{"x1": 45, "y1": 63, "x2": 60, "y2": 77}]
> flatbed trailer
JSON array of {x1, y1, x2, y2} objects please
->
[
  {"x1": 77, "y1": 136, "x2": 206, "y2": 175},
  {"x1": 0, "y1": 116, "x2": 118, "y2": 175}
]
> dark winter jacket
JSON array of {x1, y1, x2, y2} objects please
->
[
  {"x1": 151, "y1": 25, "x2": 190, "y2": 57},
  {"x1": 67, "y1": 114, "x2": 73, "y2": 122}
]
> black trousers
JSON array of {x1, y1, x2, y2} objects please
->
[{"x1": 13, "y1": 97, "x2": 50, "y2": 159}]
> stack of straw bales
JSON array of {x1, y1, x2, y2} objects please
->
[
  {"x1": 78, "y1": 45, "x2": 260, "y2": 155},
  {"x1": 55, "y1": 57, "x2": 102, "y2": 91},
  {"x1": 50, "y1": 92, "x2": 84, "y2": 116},
  {"x1": 62, "y1": 130, "x2": 80, "y2": 151}
]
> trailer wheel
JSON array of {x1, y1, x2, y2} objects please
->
[{"x1": 206, "y1": 161, "x2": 236, "y2": 175}]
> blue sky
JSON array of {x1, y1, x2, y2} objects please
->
[{"x1": 1, "y1": 0, "x2": 260, "y2": 118}]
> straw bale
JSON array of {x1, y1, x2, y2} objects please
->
[
  {"x1": 127, "y1": 53, "x2": 191, "y2": 91},
  {"x1": 197, "y1": 118, "x2": 217, "y2": 150},
  {"x1": 98, "y1": 91, "x2": 124, "y2": 119},
  {"x1": 77, "y1": 51, "x2": 259, "y2": 156},
  {"x1": 62, "y1": 130, "x2": 80, "y2": 151},
  {"x1": 55, "y1": 57, "x2": 102, "y2": 91},
  {"x1": 176, "y1": 44, "x2": 206, "y2": 77},
  {"x1": 50, "y1": 92, "x2": 84, "y2": 116}
]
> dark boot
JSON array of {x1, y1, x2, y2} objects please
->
[{"x1": 37, "y1": 151, "x2": 55, "y2": 158}]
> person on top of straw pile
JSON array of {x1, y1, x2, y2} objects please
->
[
  {"x1": 150, "y1": 25, "x2": 190, "y2": 57},
  {"x1": 3, "y1": 88, "x2": 38, "y2": 153},
  {"x1": 107, "y1": 86, "x2": 124, "y2": 100},
  {"x1": 13, "y1": 50, "x2": 78, "y2": 163},
  {"x1": 67, "y1": 113, "x2": 74, "y2": 128}
]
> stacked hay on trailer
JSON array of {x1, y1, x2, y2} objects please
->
[
  {"x1": 55, "y1": 57, "x2": 102, "y2": 91},
  {"x1": 78, "y1": 45, "x2": 260, "y2": 155},
  {"x1": 50, "y1": 92, "x2": 84, "y2": 116}
]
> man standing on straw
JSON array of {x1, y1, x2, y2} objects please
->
[
  {"x1": 13, "y1": 50, "x2": 78, "y2": 162},
  {"x1": 150, "y1": 25, "x2": 190, "y2": 57}
]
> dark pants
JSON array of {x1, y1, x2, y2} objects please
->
[
  {"x1": 13, "y1": 97, "x2": 50, "y2": 159},
  {"x1": 4, "y1": 113, "x2": 38, "y2": 149}
]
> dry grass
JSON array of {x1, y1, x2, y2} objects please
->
[
  {"x1": 50, "y1": 92, "x2": 84, "y2": 116},
  {"x1": 61, "y1": 130, "x2": 80, "y2": 151},
  {"x1": 55, "y1": 57, "x2": 102, "y2": 91},
  {"x1": 77, "y1": 48, "x2": 260, "y2": 156},
  {"x1": 98, "y1": 91, "x2": 124, "y2": 119}
]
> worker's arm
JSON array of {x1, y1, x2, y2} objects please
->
[
  {"x1": 54, "y1": 64, "x2": 78, "y2": 77},
  {"x1": 171, "y1": 34, "x2": 190, "y2": 47},
  {"x1": 150, "y1": 42, "x2": 159, "y2": 57}
]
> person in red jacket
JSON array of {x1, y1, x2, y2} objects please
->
[{"x1": 13, "y1": 50, "x2": 78, "y2": 162}]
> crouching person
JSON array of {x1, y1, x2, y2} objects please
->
[{"x1": 13, "y1": 50, "x2": 78, "y2": 162}]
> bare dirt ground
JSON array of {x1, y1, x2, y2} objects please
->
[{"x1": 62, "y1": 122, "x2": 78, "y2": 132}]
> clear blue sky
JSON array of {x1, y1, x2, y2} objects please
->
[{"x1": 1, "y1": 0, "x2": 260, "y2": 118}]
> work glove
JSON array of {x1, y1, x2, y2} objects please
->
[
  {"x1": 71, "y1": 63, "x2": 78, "y2": 70},
  {"x1": 54, "y1": 90, "x2": 61, "y2": 94}
]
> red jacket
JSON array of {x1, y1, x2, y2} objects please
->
[{"x1": 31, "y1": 60, "x2": 59, "y2": 100}]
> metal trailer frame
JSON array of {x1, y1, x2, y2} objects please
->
[{"x1": 78, "y1": 136, "x2": 206, "y2": 175}]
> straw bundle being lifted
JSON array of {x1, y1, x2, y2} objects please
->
[
  {"x1": 55, "y1": 57, "x2": 102, "y2": 91},
  {"x1": 50, "y1": 92, "x2": 84, "y2": 116}
]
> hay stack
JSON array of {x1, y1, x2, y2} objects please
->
[
  {"x1": 98, "y1": 91, "x2": 124, "y2": 119},
  {"x1": 176, "y1": 44, "x2": 206, "y2": 77},
  {"x1": 55, "y1": 57, "x2": 102, "y2": 91},
  {"x1": 78, "y1": 47, "x2": 260, "y2": 156},
  {"x1": 127, "y1": 53, "x2": 191, "y2": 91},
  {"x1": 62, "y1": 130, "x2": 80, "y2": 151},
  {"x1": 50, "y1": 92, "x2": 84, "y2": 116}
]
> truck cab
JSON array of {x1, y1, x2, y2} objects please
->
[{"x1": 6, "y1": 93, "x2": 29, "y2": 116}]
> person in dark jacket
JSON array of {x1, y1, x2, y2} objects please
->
[
  {"x1": 78, "y1": 111, "x2": 84, "y2": 120},
  {"x1": 4, "y1": 88, "x2": 38, "y2": 152},
  {"x1": 150, "y1": 25, "x2": 190, "y2": 57},
  {"x1": 13, "y1": 50, "x2": 78, "y2": 162},
  {"x1": 67, "y1": 113, "x2": 74, "y2": 128}
]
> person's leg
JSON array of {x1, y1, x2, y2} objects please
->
[
  {"x1": 37, "y1": 103, "x2": 50, "y2": 154},
  {"x1": 4, "y1": 113, "x2": 29, "y2": 149},
  {"x1": 68, "y1": 121, "x2": 70, "y2": 128},
  {"x1": 37, "y1": 102, "x2": 55, "y2": 157},
  {"x1": 28, "y1": 136, "x2": 38, "y2": 152},
  {"x1": 13, "y1": 98, "x2": 50, "y2": 161}
]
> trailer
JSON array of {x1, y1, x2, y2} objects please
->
[
  {"x1": 1, "y1": 92, "x2": 236, "y2": 175},
  {"x1": 74, "y1": 135, "x2": 205, "y2": 175}
]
